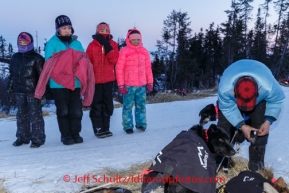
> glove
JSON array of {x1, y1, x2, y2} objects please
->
[
  {"x1": 41, "y1": 96, "x2": 46, "y2": 106},
  {"x1": 94, "y1": 34, "x2": 113, "y2": 54},
  {"x1": 118, "y1": 86, "x2": 128, "y2": 95},
  {"x1": 199, "y1": 104, "x2": 216, "y2": 125},
  {"x1": 147, "y1": 84, "x2": 153, "y2": 92}
]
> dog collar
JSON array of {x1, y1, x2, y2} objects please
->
[{"x1": 204, "y1": 129, "x2": 208, "y2": 142}]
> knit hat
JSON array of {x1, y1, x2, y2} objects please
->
[
  {"x1": 17, "y1": 32, "x2": 34, "y2": 53},
  {"x1": 17, "y1": 32, "x2": 32, "y2": 45},
  {"x1": 128, "y1": 29, "x2": 141, "y2": 40},
  {"x1": 55, "y1": 15, "x2": 74, "y2": 34},
  {"x1": 129, "y1": 33, "x2": 141, "y2": 40},
  {"x1": 234, "y1": 76, "x2": 258, "y2": 111},
  {"x1": 96, "y1": 22, "x2": 110, "y2": 34}
]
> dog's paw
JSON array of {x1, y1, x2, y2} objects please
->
[
  {"x1": 223, "y1": 167, "x2": 229, "y2": 174},
  {"x1": 235, "y1": 143, "x2": 241, "y2": 153}
]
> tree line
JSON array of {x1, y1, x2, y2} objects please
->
[{"x1": 152, "y1": 0, "x2": 289, "y2": 91}]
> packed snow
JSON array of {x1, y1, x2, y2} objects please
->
[{"x1": 0, "y1": 87, "x2": 289, "y2": 192}]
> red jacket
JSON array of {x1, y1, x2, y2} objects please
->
[
  {"x1": 34, "y1": 48, "x2": 95, "y2": 106},
  {"x1": 86, "y1": 37, "x2": 119, "y2": 84}
]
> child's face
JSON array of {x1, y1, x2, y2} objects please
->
[
  {"x1": 18, "y1": 40, "x2": 29, "y2": 46},
  {"x1": 59, "y1": 26, "x2": 72, "y2": 36},
  {"x1": 98, "y1": 29, "x2": 110, "y2": 34},
  {"x1": 130, "y1": 39, "x2": 140, "y2": 46}
]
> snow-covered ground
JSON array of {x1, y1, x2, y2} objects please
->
[{"x1": 0, "y1": 87, "x2": 289, "y2": 192}]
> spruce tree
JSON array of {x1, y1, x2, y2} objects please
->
[
  {"x1": 273, "y1": 13, "x2": 289, "y2": 78},
  {"x1": 0, "y1": 36, "x2": 7, "y2": 60},
  {"x1": 261, "y1": 0, "x2": 273, "y2": 38},
  {"x1": 236, "y1": 0, "x2": 254, "y2": 58},
  {"x1": 189, "y1": 30, "x2": 205, "y2": 89},
  {"x1": 221, "y1": 0, "x2": 243, "y2": 66},
  {"x1": 251, "y1": 8, "x2": 267, "y2": 63},
  {"x1": 272, "y1": 0, "x2": 289, "y2": 53},
  {"x1": 7, "y1": 43, "x2": 14, "y2": 59},
  {"x1": 203, "y1": 23, "x2": 223, "y2": 88},
  {"x1": 156, "y1": 10, "x2": 192, "y2": 90}
]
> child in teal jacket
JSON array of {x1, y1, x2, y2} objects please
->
[{"x1": 45, "y1": 15, "x2": 85, "y2": 145}]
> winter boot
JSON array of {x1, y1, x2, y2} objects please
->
[
  {"x1": 94, "y1": 128, "x2": 107, "y2": 138},
  {"x1": 70, "y1": 117, "x2": 83, "y2": 143},
  {"x1": 136, "y1": 126, "x2": 146, "y2": 132},
  {"x1": 90, "y1": 116, "x2": 102, "y2": 132},
  {"x1": 73, "y1": 134, "x2": 83, "y2": 144},
  {"x1": 12, "y1": 139, "x2": 30, "y2": 146},
  {"x1": 125, "y1": 129, "x2": 134, "y2": 134},
  {"x1": 61, "y1": 136, "x2": 75, "y2": 145},
  {"x1": 30, "y1": 143, "x2": 41, "y2": 148},
  {"x1": 103, "y1": 127, "x2": 113, "y2": 137},
  {"x1": 103, "y1": 117, "x2": 112, "y2": 137},
  {"x1": 248, "y1": 145, "x2": 266, "y2": 172},
  {"x1": 70, "y1": 117, "x2": 82, "y2": 137},
  {"x1": 57, "y1": 116, "x2": 74, "y2": 145}
]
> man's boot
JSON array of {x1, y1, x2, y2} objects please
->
[{"x1": 248, "y1": 145, "x2": 266, "y2": 171}]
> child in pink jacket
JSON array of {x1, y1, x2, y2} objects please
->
[{"x1": 116, "y1": 28, "x2": 153, "y2": 134}]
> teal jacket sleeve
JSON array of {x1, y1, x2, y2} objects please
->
[{"x1": 45, "y1": 41, "x2": 55, "y2": 61}]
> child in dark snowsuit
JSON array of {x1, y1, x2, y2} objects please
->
[{"x1": 7, "y1": 32, "x2": 45, "y2": 148}]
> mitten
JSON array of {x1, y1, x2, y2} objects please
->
[
  {"x1": 94, "y1": 34, "x2": 113, "y2": 54},
  {"x1": 118, "y1": 86, "x2": 128, "y2": 95},
  {"x1": 41, "y1": 96, "x2": 46, "y2": 106},
  {"x1": 147, "y1": 84, "x2": 153, "y2": 92}
]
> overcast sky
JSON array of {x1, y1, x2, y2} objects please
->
[{"x1": 0, "y1": 0, "x2": 278, "y2": 52}]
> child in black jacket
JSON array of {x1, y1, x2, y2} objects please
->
[{"x1": 7, "y1": 32, "x2": 45, "y2": 148}]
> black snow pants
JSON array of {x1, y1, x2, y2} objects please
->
[
  {"x1": 51, "y1": 88, "x2": 83, "y2": 139},
  {"x1": 89, "y1": 82, "x2": 114, "y2": 133}
]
